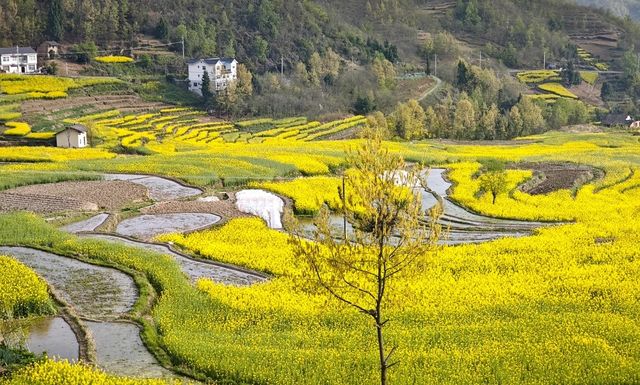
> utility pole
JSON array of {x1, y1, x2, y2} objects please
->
[
  {"x1": 181, "y1": 36, "x2": 185, "y2": 59},
  {"x1": 342, "y1": 175, "x2": 348, "y2": 241},
  {"x1": 543, "y1": 51, "x2": 546, "y2": 70},
  {"x1": 281, "y1": 56, "x2": 284, "y2": 76},
  {"x1": 479, "y1": 51, "x2": 482, "y2": 69}
]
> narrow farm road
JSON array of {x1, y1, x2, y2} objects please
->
[{"x1": 418, "y1": 75, "x2": 443, "y2": 101}]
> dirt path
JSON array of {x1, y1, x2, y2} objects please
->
[{"x1": 418, "y1": 75, "x2": 443, "y2": 101}]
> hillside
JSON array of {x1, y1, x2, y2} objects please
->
[
  {"x1": 1, "y1": 0, "x2": 638, "y2": 71},
  {"x1": 575, "y1": 0, "x2": 640, "y2": 19},
  {"x1": 3, "y1": 0, "x2": 640, "y2": 138}
]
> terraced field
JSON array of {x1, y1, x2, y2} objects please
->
[{"x1": 74, "y1": 109, "x2": 367, "y2": 151}]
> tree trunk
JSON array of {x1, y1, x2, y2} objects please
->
[
  {"x1": 376, "y1": 318, "x2": 387, "y2": 385},
  {"x1": 492, "y1": 192, "x2": 497, "y2": 204}
]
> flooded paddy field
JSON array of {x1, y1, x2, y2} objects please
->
[{"x1": 115, "y1": 213, "x2": 221, "y2": 240}]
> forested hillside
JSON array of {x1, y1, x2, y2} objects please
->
[
  {"x1": 4, "y1": 0, "x2": 640, "y2": 139},
  {"x1": 2, "y1": 0, "x2": 639, "y2": 71}
]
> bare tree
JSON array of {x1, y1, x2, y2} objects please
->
[{"x1": 286, "y1": 133, "x2": 441, "y2": 385}]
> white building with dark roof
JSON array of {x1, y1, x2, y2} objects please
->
[
  {"x1": 0, "y1": 47, "x2": 38, "y2": 74},
  {"x1": 56, "y1": 125, "x2": 89, "y2": 148},
  {"x1": 187, "y1": 57, "x2": 238, "y2": 95}
]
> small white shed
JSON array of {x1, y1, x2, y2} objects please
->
[{"x1": 56, "y1": 124, "x2": 89, "y2": 148}]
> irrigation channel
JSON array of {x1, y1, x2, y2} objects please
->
[{"x1": 1, "y1": 170, "x2": 551, "y2": 380}]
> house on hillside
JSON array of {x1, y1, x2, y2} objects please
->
[
  {"x1": 187, "y1": 57, "x2": 238, "y2": 95},
  {"x1": 37, "y1": 41, "x2": 61, "y2": 59},
  {"x1": 56, "y1": 125, "x2": 89, "y2": 148},
  {"x1": 602, "y1": 114, "x2": 634, "y2": 127},
  {"x1": 0, "y1": 47, "x2": 38, "y2": 74}
]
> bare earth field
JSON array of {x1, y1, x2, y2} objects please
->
[
  {"x1": 0, "y1": 180, "x2": 148, "y2": 213},
  {"x1": 140, "y1": 194, "x2": 250, "y2": 220},
  {"x1": 516, "y1": 162, "x2": 604, "y2": 195}
]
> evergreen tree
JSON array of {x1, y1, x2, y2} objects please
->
[
  {"x1": 601, "y1": 81, "x2": 613, "y2": 101},
  {"x1": 456, "y1": 60, "x2": 472, "y2": 91},
  {"x1": 47, "y1": 0, "x2": 64, "y2": 41},
  {"x1": 156, "y1": 18, "x2": 169, "y2": 40},
  {"x1": 465, "y1": 0, "x2": 481, "y2": 25},
  {"x1": 201, "y1": 70, "x2": 214, "y2": 108},
  {"x1": 354, "y1": 94, "x2": 376, "y2": 115},
  {"x1": 563, "y1": 61, "x2": 581, "y2": 86}
]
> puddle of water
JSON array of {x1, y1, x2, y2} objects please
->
[
  {"x1": 236, "y1": 190, "x2": 284, "y2": 229},
  {"x1": 0, "y1": 247, "x2": 137, "y2": 320},
  {"x1": 86, "y1": 321, "x2": 175, "y2": 379},
  {"x1": 1, "y1": 317, "x2": 79, "y2": 361},
  {"x1": 116, "y1": 213, "x2": 221, "y2": 240},
  {"x1": 424, "y1": 169, "x2": 451, "y2": 197},
  {"x1": 298, "y1": 214, "x2": 353, "y2": 240},
  {"x1": 81, "y1": 234, "x2": 263, "y2": 286},
  {"x1": 103, "y1": 174, "x2": 201, "y2": 201},
  {"x1": 0, "y1": 247, "x2": 189, "y2": 380},
  {"x1": 62, "y1": 213, "x2": 110, "y2": 233}
]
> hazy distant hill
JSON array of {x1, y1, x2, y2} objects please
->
[{"x1": 575, "y1": 0, "x2": 640, "y2": 19}]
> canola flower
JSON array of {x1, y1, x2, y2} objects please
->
[
  {"x1": 253, "y1": 176, "x2": 343, "y2": 214},
  {"x1": 538, "y1": 83, "x2": 579, "y2": 99},
  {"x1": 516, "y1": 70, "x2": 561, "y2": 84},
  {"x1": 580, "y1": 71, "x2": 599, "y2": 85},
  {"x1": 4, "y1": 128, "x2": 640, "y2": 384},
  {"x1": 2, "y1": 360, "x2": 189, "y2": 385},
  {"x1": 0, "y1": 112, "x2": 21, "y2": 121},
  {"x1": 2, "y1": 121, "x2": 31, "y2": 136},
  {"x1": 95, "y1": 55, "x2": 135, "y2": 64},
  {"x1": 0, "y1": 74, "x2": 119, "y2": 96},
  {"x1": 0, "y1": 255, "x2": 53, "y2": 319}
]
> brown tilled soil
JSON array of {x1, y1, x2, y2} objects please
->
[
  {"x1": 515, "y1": 162, "x2": 604, "y2": 195},
  {"x1": 570, "y1": 83, "x2": 604, "y2": 107},
  {"x1": 2, "y1": 181, "x2": 149, "y2": 213},
  {"x1": 140, "y1": 195, "x2": 250, "y2": 220},
  {"x1": 0, "y1": 192, "x2": 98, "y2": 214}
]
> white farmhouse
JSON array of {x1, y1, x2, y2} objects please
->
[
  {"x1": 187, "y1": 57, "x2": 238, "y2": 95},
  {"x1": 56, "y1": 125, "x2": 89, "y2": 148},
  {"x1": 0, "y1": 47, "x2": 38, "y2": 74}
]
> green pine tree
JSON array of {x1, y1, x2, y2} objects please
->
[
  {"x1": 201, "y1": 70, "x2": 214, "y2": 108},
  {"x1": 47, "y1": 0, "x2": 64, "y2": 41}
]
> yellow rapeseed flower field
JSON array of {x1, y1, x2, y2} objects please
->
[
  {"x1": 2, "y1": 360, "x2": 189, "y2": 385},
  {"x1": 0, "y1": 255, "x2": 53, "y2": 319},
  {"x1": 95, "y1": 56, "x2": 135, "y2": 63}
]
